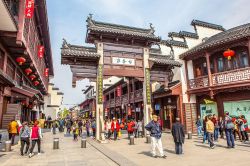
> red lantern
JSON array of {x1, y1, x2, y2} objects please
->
[
  {"x1": 38, "y1": 46, "x2": 45, "y2": 58},
  {"x1": 29, "y1": 74, "x2": 36, "y2": 80},
  {"x1": 16, "y1": 57, "x2": 26, "y2": 65},
  {"x1": 44, "y1": 68, "x2": 49, "y2": 77},
  {"x1": 223, "y1": 49, "x2": 235, "y2": 60},
  {"x1": 33, "y1": 81, "x2": 39, "y2": 86},
  {"x1": 25, "y1": 68, "x2": 32, "y2": 75}
]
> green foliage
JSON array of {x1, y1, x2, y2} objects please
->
[{"x1": 61, "y1": 108, "x2": 69, "y2": 118}]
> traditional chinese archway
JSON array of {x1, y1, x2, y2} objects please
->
[{"x1": 61, "y1": 15, "x2": 181, "y2": 141}]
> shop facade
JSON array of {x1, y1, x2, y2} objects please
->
[{"x1": 180, "y1": 23, "x2": 250, "y2": 127}]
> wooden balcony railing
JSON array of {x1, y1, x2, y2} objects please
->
[
  {"x1": 212, "y1": 67, "x2": 250, "y2": 86},
  {"x1": 189, "y1": 67, "x2": 250, "y2": 89},
  {"x1": 189, "y1": 76, "x2": 209, "y2": 89},
  {"x1": 134, "y1": 89, "x2": 143, "y2": 102},
  {"x1": 105, "y1": 89, "x2": 143, "y2": 108}
]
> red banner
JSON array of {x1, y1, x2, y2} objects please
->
[
  {"x1": 25, "y1": 0, "x2": 35, "y2": 18},
  {"x1": 38, "y1": 46, "x2": 45, "y2": 58},
  {"x1": 44, "y1": 68, "x2": 49, "y2": 77},
  {"x1": 116, "y1": 85, "x2": 122, "y2": 97}
]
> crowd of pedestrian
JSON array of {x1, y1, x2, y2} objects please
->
[{"x1": 196, "y1": 112, "x2": 249, "y2": 149}]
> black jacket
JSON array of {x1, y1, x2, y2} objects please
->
[{"x1": 171, "y1": 122, "x2": 185, "y2": 143}]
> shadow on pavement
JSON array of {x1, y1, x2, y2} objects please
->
[
  {"x1": 195, "y1": 144, "x2": 210, "y2": 149},
  {"x1": 164, "y1": 149, "x2": 176, "y2": 154},
  {"x1": 138, "y1": 151, "x2": 152, "y2": 157}
]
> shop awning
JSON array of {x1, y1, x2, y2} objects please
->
[{"x1": 11, "y1": 86, "x2": 36, "y2": 98}]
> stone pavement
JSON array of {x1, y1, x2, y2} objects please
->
[
  {"x1": 98, "y1": 133, "x2": 250, "y2": 166},
  {"x1": 0, "y1": 131, "x2": 117, "y2": 166}
]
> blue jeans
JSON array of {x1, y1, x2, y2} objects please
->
[
  {"x1": 214, "y1": 128, "x2": 219, "y2": 141},
  {"x1": 175, "y1": 142, "x2": 183, "y2": 154},
  {"x1": 225, "y1": 129, "x2": 235, "y2": 147},
  {"x1": 114, "y1": 130, "x2": 117, "y2": 140},
  {"x1": 197, "y1": 126, "x2": 203, "y2": 136}
]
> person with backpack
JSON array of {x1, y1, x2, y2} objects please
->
[
  {"x1": 29, "y1": 121, "x2": 42, "y2": 158},
  {"x1": 145, "y1": 115, "x2": 166, "y2": 158},
  {"x1": 206, "y1": 115, "x2": 215, "y2": 149},
  {"x1": 224, "y1": 112, "x2": 235, "y2": 148},
  {"x1": 19, "y1": 122, "x2": 30, "y2": 156}
]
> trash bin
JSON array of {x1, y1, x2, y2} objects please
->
[
  {"x1": 146, "y1": 135, "x2": 151, "y2": 144},
  {"x1": 130, "y1": 136, "x2": 135, "y2": 145},
  {"x1": 188, "y1": 131, "x2": 192, "y2": 139},
  {"x1": 81, "y1": 138, "x2": 86, "y2": 148},
  {"x1": 53, "y1": 138, "x2": 59, "y2": 149},
  {"x1": 5, "y1": 141, "x2": 11, "y2": 152}
]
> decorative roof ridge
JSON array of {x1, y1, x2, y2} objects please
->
[
  {"x1": 149, "y1": 53, "x2": 172, "y2": 59},
  {"x1": 161, "y1": 40, "x2": 188, "y2": 48},
  {"x1": 87, "y1": 14, "x2": 155, "y2": 34},
  {"x1": 62, "y1": 39, "x2": 97, "y2": 52},
  {"x1": 191, "y1": 19, "x2": 225, "y2": 31},
  {"x1": 168, "y1": 32, "x2": 182, "y2": 38},
  {"x1": 179, "y1": 31, "x2": 199, "y2": 39}
]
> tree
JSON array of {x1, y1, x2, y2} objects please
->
[{"x1": 61, "y1": 108, "x2": 69, "y2": 118}]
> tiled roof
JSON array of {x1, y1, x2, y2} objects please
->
[
  {"x1": 149, "y1": 54, "x2": 182, "y2": 67},
  {"x1": 61, "y1": 39, "x2": 100, "y2": 58},
  {"x1": 179, "y1": 31, "x2": 199, "y2": 39},
  {"x1": 168, "y1": 32, "x2": 182, "y2": 38},
  {"x1": 153, "y1": 80, "x2": 180, "y2": 94},
  {"x1": 169, "y1": 31, "x2": 199, "y2": 39},
  {"x1": 161, "y1": 40, "x2": 188, "y2": 48},
  {"x1": 191, "y1": 20, "x2": 225, "y2": 31},
  {"x1": 180, "y1": 23, "x2": 250, "y2": 59},
  {"x1": 86, "y1": 14, "x2": 160, "y2": 40}
]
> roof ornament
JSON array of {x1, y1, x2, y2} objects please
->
[
  {"x1": 62, "y1": 38, "x2": 69, "y2": 48},
  {"x1": 149, "y1": 23, "x2": 155, "y2": 34},
  {"x1": 87, "y1": 13, "x2": 94, "y2": 27}
]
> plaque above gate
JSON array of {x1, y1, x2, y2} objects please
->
[{"x1": 112, "y1": 57, "x2": 135, "y2": 66}]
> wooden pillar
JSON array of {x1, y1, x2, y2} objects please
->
[
  {"x1": 95, "y1": 42, "x2": 104, "y2": 141},
  {"x1": 205, "y1": 52, "x2": 212, "y2": 86},
  {"x1": 16, "y1": 0, "x2": 25, "y2": 44},
  {"x1": 127, "y1": 78, "x2": 130, "y2": 120},
  {"x1": 143, "y1": 48, "x2": 152, "y2": 136},
  {"x1": 184, "y1": 60, "x2": 189, "y2": 89}
]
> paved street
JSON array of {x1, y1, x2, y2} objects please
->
[
  {"x1": 1, "y1": 130, "x2": 250, "y2": 166},
  {"x1": 0, "y1": 131, "x2": 117, "y2": 166},
  {"x1": 97, "y1": 133, "x2": 250, "y2": 166}
]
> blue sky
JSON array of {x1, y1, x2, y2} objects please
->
[{"x1": 46, "y1": 0, "x2": 250, "y2": 107}]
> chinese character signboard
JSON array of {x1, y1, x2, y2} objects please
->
[
  {"x1": 44, "y1": 68, "x2": 49, "y2": 77},
  {"x1": 145, "y1": 68, "x2": 151, "y2": 104},
  {"x1": 112, "y1": 57, "x2": 135, "y2": 66},
  {"x1": 97, "y1": 64, "x2": 103, "y2": 104},
  {"x1": 38, "y1": 46, "x2": 45, "y2": 58},
  {"x1": 25, "y1": 0, "x2": 35, "y2": 18}
]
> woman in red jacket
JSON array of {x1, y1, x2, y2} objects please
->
[
  {"x1": 111, "y1": 118, "x2": 120, "y2": 140},
  {"x1": 127, "y1": 120, "x2": 134, "y2": 138}
]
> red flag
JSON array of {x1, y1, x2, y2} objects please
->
[
  {"x1": 38, "y1": 46, "x2": 45, "y2": 58},
  {"x1": 25, "y1": 0, "x2": 35, "y2": 18}
]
